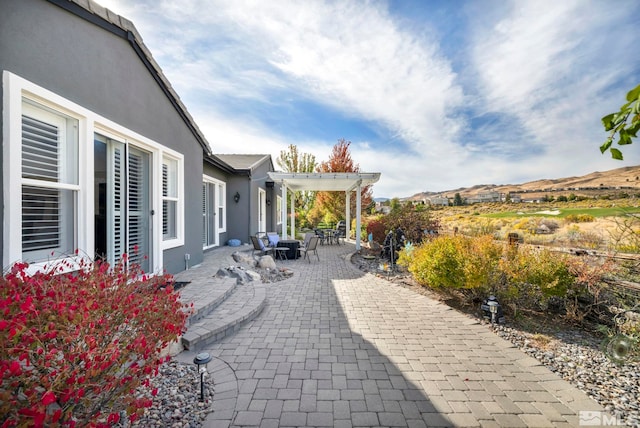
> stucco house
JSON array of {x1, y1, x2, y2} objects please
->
[
  {"x1": 215, "y1": 154, "x2": 283, "y2": 243},
  {"x1": 1, "y1": 0, "x2": 274, "y2": 274}
]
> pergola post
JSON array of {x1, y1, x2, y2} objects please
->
[
  {"x1": 290, "y1": 190, "x2": 295, "y2": 239},
  {"x1": 356, "y1": 181, "x2": 362, "y2": 250},
  {"x1": 281, "y1": 183, "x2": 287, "y2": 238},
  {"x1": 345, "y1": 191, "x2": 351, "y2": 243}
]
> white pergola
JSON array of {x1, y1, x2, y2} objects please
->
[{"x1": 267, "y1": 172, "x2": 381, "y2": 250}]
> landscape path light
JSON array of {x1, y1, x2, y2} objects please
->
[
  {"x1": 193, "y1": 352, "x2": 212, "y2": 401},
  {"x1": 481, "y1": 295, "x2": 505, "y2": 324}
]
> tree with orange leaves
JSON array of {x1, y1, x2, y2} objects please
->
[{"x1": 309, "y1": 139, "x2": 373, "y2": 226}]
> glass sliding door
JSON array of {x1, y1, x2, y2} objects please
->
[
  {"x1": 94, "y1": 134, "x2": 152, "y2": 272},
  {"x1": 127, "y1": 147, "x2": 151, "y2": 272}
]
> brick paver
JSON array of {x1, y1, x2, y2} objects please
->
[{"x1": 176, "y1": 243, "x2": 607, "y2": 427}]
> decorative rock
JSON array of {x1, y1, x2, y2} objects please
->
[
  {"x1": 215, "y1": 266, "x2": 253, "y2": 284},
  {"x1": 245, "y1": 270, "x2": 261, "y2": 282},
  {"x1": 258, "y1": 255, "x2": 276, "y2": 270},
  {"x1": 231, "y1": 251, "x2": 256, "y2": 267},
  {"x1": 489, "y1": 323, "x2": 639, "y2": 427},
  {"x1": 120, "y1": 361, "x2": 214, "y2": 428},
  {"x1": 367, "y1": 241, "x2": 382, "y2": 251}
]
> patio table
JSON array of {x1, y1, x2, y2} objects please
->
[
  {"x1": 279, "y1": 239, "x2": 300, "y2": 259},
  {"x1": 323, "y1": 229, "x2": 336, "y2": 245}
]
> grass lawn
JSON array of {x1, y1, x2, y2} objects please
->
[{"x1": 483, "y1": 206, "x2": 640, "y2": 219}]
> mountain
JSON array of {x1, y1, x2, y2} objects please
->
[{"x1": 404, "y1": 165, "x2": 640, "y2": 201}]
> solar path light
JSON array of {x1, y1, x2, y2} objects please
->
[{"x1": 193, "y1": 352, "x2": 212, "y2": 401}]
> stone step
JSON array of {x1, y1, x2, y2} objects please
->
[
  {"x1": 181, "y1": 277, "x2": 238, "y2": 326},
  {"x1": 181, "y1": 281, "x2": 266, "y2": 351}
]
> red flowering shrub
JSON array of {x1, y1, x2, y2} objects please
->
[
  {"x1": 366, "y1": 218, "x2": 386, "y2": 243},
  {"x1": 0, "y1": 256, "x2": 189, "y2": 427}
]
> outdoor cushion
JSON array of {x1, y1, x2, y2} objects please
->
[
  {"x1": 258, "y1": 238, "x2": 267, "y2": 251},
  {"x1": 268, "y1": 234, "x2": 280, "y2": 247}
]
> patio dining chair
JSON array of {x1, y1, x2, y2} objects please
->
[
  {"x1": 298, "y1": 235, "x2": 320, "y2": 263},
  {"x1": 250, "y1": 235, "x2": 275, "y2": 259},
  {"x1": 314, "y1": 229, "x2": 328, "y2": 245},
  {"x1": 333, "y1": 221, "x2": 346, "y2": 245}
]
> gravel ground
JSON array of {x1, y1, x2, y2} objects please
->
[
  {"x1": 121, "y1": 362, "x2": 214, "y2": 428},
  {"x1": 491, "y1": 323, "x2": 639, "y2": 427}
]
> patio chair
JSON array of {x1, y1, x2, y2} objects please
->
[
  {"x1": 333, "y1": 221, "x2": 346, "y2": 245},
  {"x1": 298, "y1": 235, "x2": 320, "y2": 263},
  {"x1": 314, "y1": 228, "x2": 328, "y2": 245},
  {"x1": 301, "y1": 232, "x2": 314, "y2": 248},
  {"x1": 250, "y1": 235, "x2": 275, "y2": 259},
  {"x1": 266, "y1": 232, "x2": 290, "y2": 260}
]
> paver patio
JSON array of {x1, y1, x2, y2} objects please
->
[{"x1": 175, "y1": 243, "x2": 609, "y2": 427}]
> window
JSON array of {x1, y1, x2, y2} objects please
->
[
  {"x1": 20, "y1": 101, "x2": 79, "y2": 261},
  {"x1": 162, "y1": 156, "x2": 178, "y2": 240}
]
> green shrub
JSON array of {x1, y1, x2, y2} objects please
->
[
  {"x1": 499, "y1": 246, "x2": 575, "y2": 310},
  {"x1": 565, "y1": 213, "x2": 595, "y2": 223},
  {"x1": 399, "y1": 234, "x2": 501, "y2": 295},
  {"x1": 401, "y1": 235, "x2": 595, "y2": 315},
  {"x1": 400, "y1": 235, "x2": 465, "y2": 289}
]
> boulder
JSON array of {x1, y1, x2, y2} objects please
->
[
  {"x1": 258, "y1": 255, "x2": 277, "y2": 270},
  {"x1": 367, "y1": 240, "x2": 382, "y2": 251},
  {"x1": 245, "y1": 270, "x2": 262, "y2": 282},
  {"x1": 232, "y1": 251, "x2": 257, "y2": 267},
  {"x1": 215, "y1": 266, "x2": 254, "y2": 284}
]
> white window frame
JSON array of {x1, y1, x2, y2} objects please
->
[
  {"x1": 161, "y1": 152, "x2": 184, "y2": 249},
  {"x1": 19, "y1": 101, "x2": 80, "y2": 262},
  {"x1": 3, "y1": 71, "x2": 184, "y2": 272},
  {"x1": 217, "y1": 181, "x2": 226, "y2": 233}
]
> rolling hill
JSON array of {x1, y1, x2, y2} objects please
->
[{"x1": 405, "y1": 165, "x2": 640, "y2": 201}]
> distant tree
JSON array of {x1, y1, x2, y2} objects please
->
[
  {"x1": 390, "y1": 197, "x2": 401, "y2": 213},
  {"x1": 568, "y1": 193, "x2": 577, "y2": 201},
  {"x1": 453, "y1": 193, "x2": 464, "y2": 206},
  {"x1": 504, "y1": 193, "x2": 512, "y2": 203},
  {"x1": 556, "y1": 195, "x2": 568, "y2": 202},
  {"x1": 601, "y1": 83, "x2": 640, "y2": 160},
  {"x1": 277, "y1": 144, "x2": 316, "y2": 174},
  {"x1": 311, "y1": 139, "x2": 373, "y2": 223},
  {"x1": 276, "y1": 144, "x2": 317, "y2": 228}
]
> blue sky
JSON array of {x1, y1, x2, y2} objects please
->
[{"x1": 98, "y1": 0, "x2": 640, "y2": 199}]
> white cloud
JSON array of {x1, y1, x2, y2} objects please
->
[
  {"x1": 94, "y1": 0, "x2": 640, "y2": 198},
  {"x1": 126, "y1": 1, "x2": 465, "y2": 156}
]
